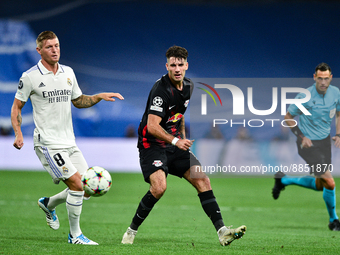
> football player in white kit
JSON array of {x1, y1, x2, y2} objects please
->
[{"x1": 10, "y1": 31, "x2": 124, "y2": 245}]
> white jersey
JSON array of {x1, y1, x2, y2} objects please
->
[{"x1": 15, "y1": 60, "x2": 82, "y2": 148}]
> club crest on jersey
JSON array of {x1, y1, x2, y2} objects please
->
[
  {"x1": 67, "y1": 78, "x2": 72, "y2": 86},
  {"x1": 184, "y1": 99, "x2": 189, "y2": 107},
  {"x1": 167, "y1": 113, "x2": 183, "y2": 123},
  {"x1": 62, "y1": 166, "x2": 69, "y2": 173},
  {"x1": 152, "y1": 160, "x2": 163, "y2": 167}
]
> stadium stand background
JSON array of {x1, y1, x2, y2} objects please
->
[{"x1": 1, "y1": 0, "x2": 340, "y2": 172}]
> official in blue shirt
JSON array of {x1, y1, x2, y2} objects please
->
[
  {"x1": 272, "y1": 63, "x2": 340, "y2": 231},
  {"x1": 288, "y1": 81, "x2": 340, "y2": 140}
]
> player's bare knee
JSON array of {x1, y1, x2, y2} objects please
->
[
  {"x1": 150, "y1": 184, "x2": 167, "y2": 198},
  {"x1": 194, "y1": 177, "x2": 212, "y2": 192},
  {"x1": 325, "y1": 178, "x2": 336, "y2": 190},
  {"x1": 202, "y1": 177, "x2": 211, "y2": 187}
]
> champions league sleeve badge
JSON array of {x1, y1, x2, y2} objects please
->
[
  {"x1": 18, "y1": 80, "x2": 23, "y2": 89},
  {"x1": 150, "y1": 96, "x2": 163, "y2": 112}
]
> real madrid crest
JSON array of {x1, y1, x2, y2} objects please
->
[
  {"x1": 67, "y1": 78, "x2": 72, "y2": 86},
  {"x1": 62, "y1": 166, "x2": 69, "y2": 173}
]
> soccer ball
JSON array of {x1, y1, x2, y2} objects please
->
[{"x1": 81, "y1": 166, "x2": 112, "y2": 197}]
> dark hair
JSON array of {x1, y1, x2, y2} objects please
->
[
  {"x1": 315, "y1": 62, "x2": 331, "y2": 74},
  {"x1": 166, "y1": 45, "x2": 188, "y2": 60},
  {"x1": 36, "y1": 31, "x2": 57, "y2": 49}
]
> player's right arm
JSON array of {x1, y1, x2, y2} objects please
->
[
  {"x1": 284, "y1": 111, "x2": 313, "y2": 148},
  {"x1": 147, "y1": 114, "x2": 193, "y2": 151},
  {"x1": 11, "y1": 98, "x2": 26, "y2": 150}
]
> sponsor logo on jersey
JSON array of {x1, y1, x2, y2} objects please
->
[
  {"x1": 167, "y1": 113, "x2": 183, "y2": 123},
  {"x1": 184, "y1": 100, "x2": 189, "y2": 107},
  {"x1": 152, "y1": 160, "x2": 163, "y2": 167},
  {"x1": 42, "y1": 89, "x2": 72, "y2": 104},
  {"x1": 67, "y1": 78, "x2": 72, "y2": 86},
  {"x1": 39, "y1": 82, "x2": 46, "y2": 88},
  {"x1": 42, "y1": 89, "x2": 72, "y2": 98},
  {"x1": 18, "y1": 80, "x2": 23, "y2": 89}
]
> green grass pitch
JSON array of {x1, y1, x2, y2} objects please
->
[{"x1": 0, "y1": 171, "x2": 339, "y2": 254}]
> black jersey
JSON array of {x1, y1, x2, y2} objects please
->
[{"x1": 137, "y1": 74, "x2": 193, "y2": 150}]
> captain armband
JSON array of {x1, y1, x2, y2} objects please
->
[{"x1": 291, "y1": 126, "x2": 305, "y2": 140}]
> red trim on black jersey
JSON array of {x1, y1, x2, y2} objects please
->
[
  {"x1": 142, "y1": 125, "x2": 150, "y2": 149},
  {"x1": 156, "y1": 138, "x2": 166, "y2": 148},
  {"x1": 170, "y1": 125, "x2": 177, "y2": 136}
]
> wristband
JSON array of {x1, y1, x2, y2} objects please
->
[
  {"x1": 171, "y1": 137, "x2": 179, "y2": 146},
  {"x1": 335, "y1": 134, "x2": 340, "y2": 138},
  {"x1": 291, "y1": 126, "x2": 304, "y2": 139}
]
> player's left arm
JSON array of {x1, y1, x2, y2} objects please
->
[
  {"x1": 332, "y1": 111, "x2": 340, "y2": 148},
  {"x1": 72, "y1": 92, "x2": 124, "y2": 108},
  {"x1": 179, "y1": 116, "x2": 186, "y2": 139}
]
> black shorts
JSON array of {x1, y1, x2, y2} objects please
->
[
  {"x1": 139, "y1": 146, "x2": 201, "y2": 183},
  {"x1": 297, "y1": 135, "x2": 331, "y2": 176}
]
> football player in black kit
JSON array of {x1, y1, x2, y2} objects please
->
[{"x1": 121, "y1": 46, "x2": 246, "y2": 246}]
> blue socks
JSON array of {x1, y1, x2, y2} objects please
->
[
  {"x1": 281, "y1": 175, "x2": 317, "y2": 190},
  {"x1": 323, "y1": 187, "x2": 339, "y2": 223},
  {"x1": 281, "y1": 175, "x2": 338, "y2": 222}
]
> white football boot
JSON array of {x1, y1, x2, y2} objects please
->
[
  {"x1": 218, "y1": 225, "x2": 247, "y2": 246},
  {"x1": 38, "y1": 197, "x2": 60, "y2": 230},
  {"x1": 121, "y1": 227, "x2": 137, "y2": 244},
  {"x1": 68, "y1": 233, "x2": 98, "y2": 245}
]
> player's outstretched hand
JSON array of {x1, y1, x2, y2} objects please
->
[
  {"x1": 332, "y1": 135, "x2": 340, "y2": 148},
  {"x1": 176, "y1": 139, "x2": 194, "y2": 151},
  {"x1": 100, "y1": 92, "x2": 124, "y2": 102}
]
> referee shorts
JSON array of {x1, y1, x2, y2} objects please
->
[
  {"x1": 139, "y1": 146, "x2": 201, "y2": 183},
  {"x1": 35, "y1": 146, "x2": 88, "y2": 184},
  {"x1": 297, "y1": 135, "x2": 331, "y2": 176}
]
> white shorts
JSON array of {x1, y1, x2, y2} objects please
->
[{"x1": 35, "y1": 146, "x2": 88, "y2": 184}]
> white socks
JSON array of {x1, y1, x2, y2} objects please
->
[
  {"x1": 66, "y1": 190, "x2": 84, "y2": 237},
  {"x1": 47, "y1": 188, "x2": 69, "y2": 210}
]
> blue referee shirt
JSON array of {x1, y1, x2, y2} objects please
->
[{"x1": 288, "y1": 83, "x2": 340, "y2": 140}]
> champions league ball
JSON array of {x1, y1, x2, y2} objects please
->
[{"x1": 81, "y1": 166, "x2": 112, "y2": 197}]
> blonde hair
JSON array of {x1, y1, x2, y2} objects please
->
[{"x1": 36, "y1": 31, "x2": 57, "y2": 49}]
